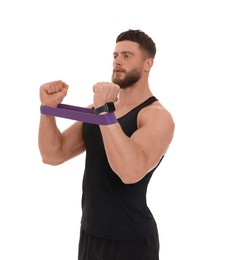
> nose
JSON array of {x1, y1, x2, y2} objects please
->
[{"x1": 114, "y1": 55, "x2": 122, "y2": 66}]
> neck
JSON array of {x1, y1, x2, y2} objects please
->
[{"x1": 118, "y1": 84, "x2": 153, "y2": 105}]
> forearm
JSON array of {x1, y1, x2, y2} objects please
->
[
  {"x1": 38, "y1": 114, "x2": 63, "y2": 165},
  {"x1": 100, "y1": 123, "x2": 147, "y2": 184}
]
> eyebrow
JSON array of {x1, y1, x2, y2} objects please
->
[{"x1": 113, "y1": 51, "x2": 135, "y2": 56}]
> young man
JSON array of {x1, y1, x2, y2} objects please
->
[{"x1": 39, "y1": 29, "x2": 175, "y2": 260}]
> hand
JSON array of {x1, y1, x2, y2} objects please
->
[
  {"x1": 93, "y1": 82, "x2": 120, "y2": 108},
  {"x1": 40, "y1": 80, "x2": 69, "y2": 107}
]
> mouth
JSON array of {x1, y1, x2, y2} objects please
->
[{"x1": 113, "y1": 68, "x2": 125, "y2": 75}]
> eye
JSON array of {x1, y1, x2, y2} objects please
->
[{"x1": 123, "y1": 53, "x2": 132, "y2": 59}]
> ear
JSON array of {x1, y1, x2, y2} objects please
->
[{"x1": 144, "y1": 58, "x2": 154, "y2": 72}]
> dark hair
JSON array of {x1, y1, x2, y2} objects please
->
[{"x1": 116, "y1": 29, "x2": 156, "y2": 58}]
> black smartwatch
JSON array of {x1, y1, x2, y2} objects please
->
[{"x1": 94, "y1": 102, "x2": 115, "y2": 115}]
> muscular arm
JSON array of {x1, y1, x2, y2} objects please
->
[
  {"x1": 38, "y1": 80, "x2": 85, "y2": 165},
  {"x1": 99, "y1": 105, "x2": 175, "y2": 184},
  {"x1": 38, "y1": 116, "x2": 85, "y2": 165}
]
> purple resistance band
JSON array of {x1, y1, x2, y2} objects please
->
[{"x1": 40, "y1": 104, "x2": 117, "y2": 125}]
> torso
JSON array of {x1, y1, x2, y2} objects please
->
[{"x1": 81, "y1": 96, "x2": 162, "y2": 240}]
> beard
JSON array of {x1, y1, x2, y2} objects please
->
[{"x1": 112, "y1": 68, "x2": 141, "y2": 89}]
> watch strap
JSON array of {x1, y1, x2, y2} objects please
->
[{"x1": 94, "y1": 102, "x2": 115, "y2": 115}]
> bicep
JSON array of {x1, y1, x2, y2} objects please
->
[{"x1": 131, "y1": 108, "x2": 175, "y2": 171}]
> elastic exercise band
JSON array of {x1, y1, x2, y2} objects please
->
[{"x1": 40, "y1": 104, "x2": 117, "y2": 125}]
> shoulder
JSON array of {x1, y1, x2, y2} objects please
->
[{"x1": 138, "y1": 101, "x2": 175, "y2": 131}]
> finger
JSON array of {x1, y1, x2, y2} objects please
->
[
  {"x1": 45, "y1": 86, "x2": 58, "y2": 94},
  {"x1": 45, "y1": 81, "x2": 67, "y2": 94}
]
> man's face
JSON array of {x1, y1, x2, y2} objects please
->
[{"x1": 112, "y1": 41, "x2": 145, "y2": 89}]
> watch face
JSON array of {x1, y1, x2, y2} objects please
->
[{"x1": 107, "y1": 102, "x2": 115, "y2": 112}]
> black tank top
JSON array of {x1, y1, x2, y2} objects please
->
[{"x1": 81, "y1": 96, "x2": 162, "y2": 240}]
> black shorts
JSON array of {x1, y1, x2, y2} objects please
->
[{"x1": 78, "y1": 228, "x2": 159, "y2": 260}]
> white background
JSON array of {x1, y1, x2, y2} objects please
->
[{"x1": 0, "y1": 0, "x2": 229, "y2": 259}]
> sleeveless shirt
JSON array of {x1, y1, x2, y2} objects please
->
[{"x1": 81, "y1": 96, "x2": 163, "y2": 240}]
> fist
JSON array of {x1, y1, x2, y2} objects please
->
[
  {"x1": 40, "y1": 80, "x2": 69, "y2": 107},
  {"x1": 93, "y1": 82, "x2": 120, "y2": 108}
]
